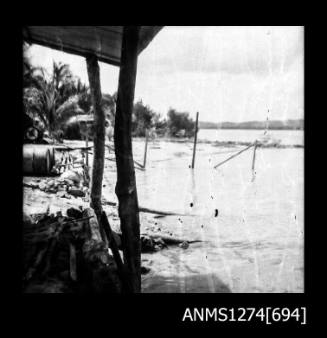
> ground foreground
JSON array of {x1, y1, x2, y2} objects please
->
[{"x1": 23, "y1": 138, "x2": 304, "y2": 293}]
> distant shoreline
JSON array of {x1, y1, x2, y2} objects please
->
[
  {"x1": 198, "y1": 119, "x2": 304, "y2": 131},
  {"x1": 199, "y1": 127, "x2": 304, "y2": 131}
]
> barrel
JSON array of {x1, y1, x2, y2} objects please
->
[
  {"x1": 49, "y1": 147, "x2": 55, "y2": 168},
  {"x1": 23, "y1": 145, "x2": 53, "y2": 175},
  {"x1": 23, "y1": 146, "x2": 34, "y2": 174}
]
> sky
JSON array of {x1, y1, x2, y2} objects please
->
[{"x1": 27, "y1": 26, "x2": 304, "y2": 123}]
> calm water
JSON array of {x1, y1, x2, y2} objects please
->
[
  {"x1": 197, "y1": 128, "x2": 304, "y2": 146},
  {"x1": 100, "y1": 129, "x2": 304, "y2": 293}
]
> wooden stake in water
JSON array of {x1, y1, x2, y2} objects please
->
[
  {"x1": 251, "y1": 140, "x2": 257, "y2": 181},
  {"x1": 214, "y1": 143, "x2": 254, "y2": 169},
  {"x1": 251, "y1": 140, "x2": 257, "y2": 171},
  {"x1": 191, "y1": 112, "x2": 199, "y2": 169},
  {"x1": 143, "y1": 129, "x2": 149, "y2": 168}
]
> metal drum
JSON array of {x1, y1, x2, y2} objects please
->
[{"x1": 23, "y1": 145, "x2": 53, "y2": 175}]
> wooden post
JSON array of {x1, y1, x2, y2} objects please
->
[
  {"x1": 100, "y1": 211, "x2": 131, "y2": 293},
  {"x1": 114, "y1": 26, "x2": 141, "y2": 293},
  {"x1": 143, "y1": 129, "x2": 149, "y2": 168},
  {"x1": 191, "y1": 111, "x2": 199, "y2": 169},
  {"x1": 86, "y1": 54, "x2": 105, "y2": 220},
  {"x1": 82, "y1": 208, "x2": 121, "y2": 293},
  {"x1": 251, "y1": 140, "x2": 257, "y2": 172},
  {"x1": 85, "y1": 135, "x2": 89, "y2": 167},
  {"x1": 251, "y1": 140, "x2": 258, "y2": 182}
]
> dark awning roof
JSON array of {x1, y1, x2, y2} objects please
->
[{"x1": 23, "y1": 26, "x2": 163, "y2": 66}]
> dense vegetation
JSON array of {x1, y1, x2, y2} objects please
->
[
  {"x1": 167, "y1": 108, "x2": 195, "y2": 137},
  {"x1": 23, "y1": 43, "x2": 197, "y2": 141},
  {"x1": 131, "y1": 103, "x2": 195, "y2": 138},
  {"x1": 23, "y1": 43, "x2": 115, "y2": 141}
]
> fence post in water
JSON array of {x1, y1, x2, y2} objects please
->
[
  {"x1": 251, "y1": 140, "x2": 257, "y2": 171},
  {"x1": 191, "y1": 112, "x2": 199, "y2": 169},
  {"x1": 143, "y1": 129, "x2": 149, "y2": 168}
]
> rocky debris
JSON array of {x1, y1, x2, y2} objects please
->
[
  {"x1": 60, "y1": 169, "x2": 84, "y2": 186},
  {"x1": 156, "y1": 238, "x2": 166, "y2": 251},
  {"x1": 143, "y1": 222, "x2": 173, "y2": 237},
  {"x1": 141, "y1": 235, "x2": 155, "y2": 253},
  {"x1": 179, "y1": 241, "x2": 189, "y2": 249},
  {"x1": 140, "y1": 234, "x2": 167, "y2": 252},
  {"x1": 56, "y1": 191, "x2": 72, "y2": 199},
  {"x1": 24, "y1": 167, "x2": 90, "y2": 199},
  {"x1": 25, "y1": 181, "x2": 40, "y2": 189},
  {"x1": 107, "y1": 231, "x2": 191, "y2": 254},
  {"x1": 140, "y1": 233, "x2": 195, "y2": 252},
  {"x1": 141, "y1": 266, "x2": 151, "y2": 275},
  {"x1": 66, "y1": 207, "x2": 83, "y2": 219},
  {"x1": 67, "y1": 188, "x2": 85, "y2": 198},
  {"x1": 23, "y1": 206, "x2": 121, "y2": 293}
]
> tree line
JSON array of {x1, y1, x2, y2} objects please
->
[{"x1": 23, "y1": 43, "x2": 196, "y2": 142}]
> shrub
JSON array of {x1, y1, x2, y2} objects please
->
[
  {"x1": 167, "y1": 108, "x2": 195, "y2": 137},
  {"x1": 63, "y1": 120, "x2": 82, "y2": 140},
  {"x1": 153, "y1": 114, "x2": 168, "y2": 136},
  {"x1": 132, "y1": 100, "x2": 156, "y2": 137}
]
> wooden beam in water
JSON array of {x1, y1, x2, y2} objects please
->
[{"x1": 214, "y1": 143, "x2": 254, "y2": 169}]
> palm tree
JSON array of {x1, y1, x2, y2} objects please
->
[
  {"x1": 23, "y1": 43, "x2": 45, "y2": 90},
  {"x1": 23, "y1": 50, "x2": 118, "y2": 142},
  {"x1": 52, "y1": 61, "x2": 72, "y2": 90},
  {"x1": 23, "y1": 58, "x2": 87, "y2": 140}
]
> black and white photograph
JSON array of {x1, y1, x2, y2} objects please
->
[{"x1": 21, "y1": 26, "x2": 304, "y2": 295}]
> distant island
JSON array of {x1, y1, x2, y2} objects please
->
[{"x1": 198, "y1": 119, "x2": 304, "y2": 130}]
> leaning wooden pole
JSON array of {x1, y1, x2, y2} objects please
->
[
  {"x1": 114, "y1": 26, "x2": 141, "y2": 293},
  {"x1": 86, "y1": 54, "x2": 106, "y2": 220},
  {"x1": 191, "y1": 111, "x2": 199, "y2": 169}
]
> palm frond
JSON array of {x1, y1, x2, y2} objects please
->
[{"x1": 55, "y1": 95, "x2": 84, "y2": 128}]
